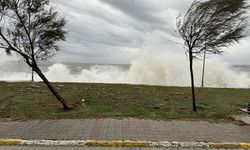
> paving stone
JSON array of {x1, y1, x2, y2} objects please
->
[{"x1": 0, "y1": 119, "x2": 250, "y2": 142}]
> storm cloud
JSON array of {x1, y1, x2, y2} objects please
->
[{"x1": 51, "y1": 0, "x2": 250, "y2": 65}]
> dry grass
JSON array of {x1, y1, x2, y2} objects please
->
[{"x1": 0, "y1": 82, "x2": 249, "y2": 121}]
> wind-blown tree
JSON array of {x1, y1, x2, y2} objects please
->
[
  {"x1": 0, "y1": 0, "x2": 71, "y2": 110},
  {"x1": 176, "y1": 0, "x2": 248, "y2": 112}
]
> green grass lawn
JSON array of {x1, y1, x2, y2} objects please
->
[{"x1": 0, "y1": 82, "x2": 249, "y2": 121}]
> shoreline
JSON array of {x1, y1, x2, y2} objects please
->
[{"x1": 1, "y1": 81, "x2": 250, "y2": 90}]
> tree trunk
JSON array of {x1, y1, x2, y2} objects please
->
[
  {"x1": 189, "y1": 51, "x2": 197, "y2": 112},
  {"x1": 33, "y1": 65, "x2": 71, "y2": 110},
  {"x1": 31, "y1": 67, "x2": 34, "y2": 82}
]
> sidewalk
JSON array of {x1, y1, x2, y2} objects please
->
[{"x1": 0, "y1": 118, "x2": 250, "y2": 142}]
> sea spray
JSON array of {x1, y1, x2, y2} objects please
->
[
  {"x1": 127, "y1": 51, "x2": 189, "y2": 86},
  {"x1": 77, "y1": 65, "x2": 127, "y2": 83},
  {"x1": 0, "y1": 58, "x2": 250, "y2": 88},
  {"x1": 1, "y1": 31, "x2": 250, "y2": 87},
  {"x1": 44, "y1": 56, "x2": 250, "y2": 88},
  {"x1": 200, "y1": 59, "x2": 250, "y2": 88},
  {"x1": 45, "y1": 64, "x2": 73, "y2": 82},
  {"x1": 127, "y1": 51, "x2": 250, "y2": 88},
  {"x1": 44, "y1": 64, "x2": 128, "y2": 83}
]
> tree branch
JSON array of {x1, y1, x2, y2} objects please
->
[
  {"x1": 14, "y1": 2, "x2": 35, "y2": 61},
  {"x1": 0, "y1": 29, "x2": 32, "y2": 67}
]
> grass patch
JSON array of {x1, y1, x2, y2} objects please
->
[{"x1": 0, "y1": 82, "x2": 249, "y2": 121}]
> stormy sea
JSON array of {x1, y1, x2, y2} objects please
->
[{"x1": 1, "y1": 57, "x2": 250, "y2": 88}]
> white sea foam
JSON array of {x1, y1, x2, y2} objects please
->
[
  {"x1": 44, "y1": 64, "x2": 128, "y2": 83},
  {"x1": 1, "y1": 54, "x2": 249, "y2": 88},
  {"x1": 127, "y1": 50, "x2": 250, "y2": 88}
]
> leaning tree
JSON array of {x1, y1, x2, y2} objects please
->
[
  {"x1": 0, "y1": 0, "x2": 71, "y2": 110},
  {"x1": 176, "y1": 0, "x2": 249, "y2": 112}
]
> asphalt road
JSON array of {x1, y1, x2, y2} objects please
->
[{"x1": 0, "y1": 146, "x2": 245, "y2": 150}]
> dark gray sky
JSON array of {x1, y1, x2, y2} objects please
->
[{"x1": 50, "y1": 0, "x2": 250, "y2": 65}]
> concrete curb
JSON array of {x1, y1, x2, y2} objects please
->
[
  {"x1": 85, "y1": 140, "x2": 150, "y2": 147},
  {"x1": 1, "y1": 139, "x2": 250, "y2": 148},
  {"x1": 209, "y1": 142, "x2": 250, "y2": 149},
  {"x1": 0, "y1": 139, "x2": 22, "y2": 145}
]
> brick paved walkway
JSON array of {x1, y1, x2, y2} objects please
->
[{"x1": 0, "y1": 119, "x2": 249, "y2": 142}]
